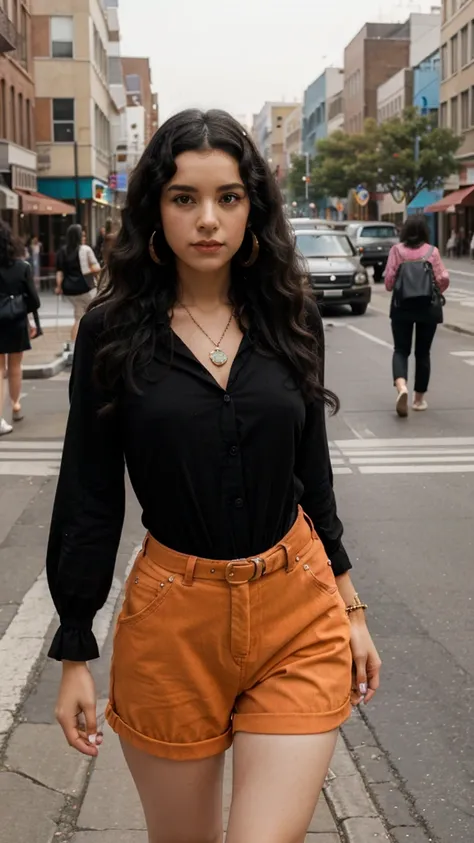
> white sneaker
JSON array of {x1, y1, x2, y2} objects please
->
[
  {"x1": 396, "y1": 387, "x2": 409, "y2": 418},
  {"x1": 0, "y1": 418, "x2": 13, "y2": 436},
  {"x1": 413, "y1": 399, "x2": 428, "y2": 411}
]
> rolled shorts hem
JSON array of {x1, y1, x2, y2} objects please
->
[
  {"x1": 233, "y1": 697, "x2": 352, "y2": 736},
  {"x1": 105, "y1": 701, "x2": 233, "y2": 760}
]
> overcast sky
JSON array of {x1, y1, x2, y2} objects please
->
[{"x1": 118, "y1": 0, "x2": 439, "y2": 122}]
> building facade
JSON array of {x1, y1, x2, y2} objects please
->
[
  {"x1": 283, "y1": 104, "x2": 302, "y2": 166},
  {"x1": 344, "y1": 21, "x2": 410, "y2": 134},
  {"x1": 103, "y1": 0, "x2": 127, "y2": 208},
  {"x1": 326, "y1": 70, "x2": 344, "y2": 136},
  {"x1": 440, "y1": 0, "x2": 474, "y2": 171},
  {"x1": 252, "y1": 102, "x2": 296, "y2": 181},
  {"x1": 32, "y1": 0, "x2": 119, "y2": 250},
  {"x1": 377, "y1": 68, "x2": 414, "y2": 123},
  {"x1": 121, "y1": 56, "x2": 157, "y2": 146},
  {"x1": 0, "y1": 0, "x2": 38, "y2": 235},
  {"x1": 303, "y1": 69, "x2": 343, "y2": 155}
]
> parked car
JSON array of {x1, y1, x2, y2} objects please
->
[
  {"x1": 290, "y1": 217, "x2": 334, "y2": 231},
  {"x1": 295, "y1": 229, "x2": 371, "y2": 315},
  {"x1": 345, "y1": 221, "x2": 399, "y2": 283}
]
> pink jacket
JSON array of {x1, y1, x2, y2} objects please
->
[{"x1": 384, "y1": 244, "x2": 450, "y2": 294}]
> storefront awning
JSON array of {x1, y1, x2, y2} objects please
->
[
  {"x1": 16, "y1": 190, "x2": 76, "y2": 216},
  {"x1": 424, "y1": 185, "x2": 474, "y2": 214},
  {"x1": 0, "y1": 184, "x2": 20, "y2": 211}
]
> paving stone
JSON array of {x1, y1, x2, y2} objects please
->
[
  {"x1": 352, "y1": 744, "x2": 394, "y2": 785},
  {"x1": 370, "y1": 783, "x2": 416, "y2": 829},
  {"x1": 325, "y1": 773, "x2": 377, "y2": 820},
  {"x1": 304, "y1": 835, "x2": 340, "y2": 842},
  {"x1": 6, "y1": 722, "x2": 90, "y2": 795},
  {"x1": 308, "y1": 795, "x2": 338, "y2": 833},
  {"x1": 0, "y1": 770, "x2": 63, "y2": 843},
  {"x1": 342, "y1": 816, "x2": 390, "y2": 842},
  {"x1": 328, "y1": 736, "x2": 358, "y2": 777},
  {"x1": 341, "y1": 712, "x2": 374, "y2": 750},
  {"x1": 79, "y1": 768, "x2": 145, "y2": 830},
  {"x1": 0, "y1": 604, "x2": 18, "y2": 638},
  {"x1": 390, "y1": 828, "x2": 433, "y2": 843}
]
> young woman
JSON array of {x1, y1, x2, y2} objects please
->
[
  {"x1": 47, "y1": 110, "x2": 381, "y2": 843},
  {"x1": 385, "y1": 215, "x2": 449, "y2": 417},
  {"x1": 0, "y1": 221, "x2": 40, "y2": 434},
  {"x1": 55, "y1": 224, "x2": 101, "y2": 344}
]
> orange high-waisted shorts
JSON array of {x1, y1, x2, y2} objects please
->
[{"x1": 105, "y1": 507, "x2": 352, "y2": 760}]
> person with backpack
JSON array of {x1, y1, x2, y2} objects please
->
[
  {"x1": 385, "y1": 216, "x2": 449, "y2": 417},
  {"x1": 55, "y1": 224, "x2": 101, "y2": 346}
]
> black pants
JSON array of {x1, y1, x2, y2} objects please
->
[{"x1": 391, "y1": 319, "x2": 438, "y2": 393}]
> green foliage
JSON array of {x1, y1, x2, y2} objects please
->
[
  {"x1": 311, "y1": 108, "x2": 461, "y2": 205},
  {"x1": 286, "y1": 154, "x2": 322, "y2": 203}
]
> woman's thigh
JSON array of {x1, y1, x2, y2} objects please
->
[
  {"x1": 227, "y1": 731, "x2": 338, "y2": 843},
  {"x1": 120, "y1": 738, "x2": 225, "y2": 843}
]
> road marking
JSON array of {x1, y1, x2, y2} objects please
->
[
  {"x1": 345, "y1": 324, "x2": 393, "y2": 350},
  {"x1": 359, "y1": 464, "x2": 474, "y2": 474},
  {"x1": 330, "y1": 436, "x2": 474, "y2": 475},
  {"x1": 0, "y1": 545, "x2": 140, "y2": 745},
  {"x1": 350, "y1": 455, "x2": 474, "y2": 465},
  {"x1": 450, "y1": 351, "x2": 474, "y2": 356},
  {"x1": 335, "y1": 437, "x2": 474, "y2": 447},
  {"x1": 0, "y1": 440, "x2": 62, "y2": 476}
]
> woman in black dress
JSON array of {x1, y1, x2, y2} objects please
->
[{"x1": 0, "y1": 221, "x2": 41, "y2": 434}]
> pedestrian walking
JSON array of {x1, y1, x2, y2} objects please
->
[
  {"x1": 29, "y1": 235, "x2": 42, "y2": 289},
  {"x1": 0, "y1": 221, "x2": 41, "y2": 434},
  {"x1": 385, "y1": 215, "x2": 450, "y2": 417},
  {"x1": 470, "y1": 231, "x2": 474, "y2": 261},
  {"x1": 446, "y1": 229, "x2": 457, "y2": 258},
  {"x1": 55, "y1": 224, "x2": 101, "y2": 346},
  {"x1": 47, "y1": 109, "x2": 381, "y2": 843}
]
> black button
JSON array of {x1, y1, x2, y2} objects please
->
[
  {"x1": 223, "y1": 394, "x2": 231, "y2": 403},
  {"x1": 234, "y1": 497, "x2": 244, "y2": 508},
  {"x1": 229, "y1": 446, "x2": 238, "y2": 457}
]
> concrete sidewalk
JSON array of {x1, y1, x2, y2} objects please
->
[{"x1": 22, "y1": 326, "x2": 71, "y2": 379}]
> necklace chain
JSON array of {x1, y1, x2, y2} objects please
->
[{"x1": 180, "y1": 303, "x2": 234, "y2": 350}]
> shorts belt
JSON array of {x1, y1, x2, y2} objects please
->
[{"x1": 141, "y1": 531, "x2": 314, "y2": 585}]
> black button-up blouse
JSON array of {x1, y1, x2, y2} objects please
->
[{"x1": 47, "y1": 302, "x2": 351, "y2": 661}]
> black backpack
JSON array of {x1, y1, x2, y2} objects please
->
[{"x1": 393, "y1": 245, "x2": 436, "y2": 309}]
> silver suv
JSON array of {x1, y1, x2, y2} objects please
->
[{"x1": 346, "y1": 222, "x2": 399, "y2": 284}]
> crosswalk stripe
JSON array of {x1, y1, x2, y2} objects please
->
[
  {"x1": 350, "y1": 456, "x2": 474, "y2": 465},
  {"x1": 335, "y1": 437, "x2": 474, "y2": 448},
  {"x1": 359, "y1": 464, "x2": 474, "y2": 475},
  {"x1": 0, "y1": 441, "x2": 62, "y2": 451}
]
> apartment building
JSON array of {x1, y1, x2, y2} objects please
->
[
  {"x1": 302, "y1": 69, "x2": 343, "y2": 156},
  {"x1": 377, "y1": 68, "x2": 414, "y2": 123},
  {"x1": 0, "y1": 0, "x2": 39, "y2": 234},
  {"x1": 344, "y1": 21, "x2": 410, "y2": 134},
  {"x1": 440, "y1": 0, "x2": 474, "y2": 173},
  {"x1": 252, "y1": 102, "x2": 296, "y2": 181},
  {"x1": 31, "y1": 0, "x2": 120, "y2": 249},
  {"x1": 283, "y1": 105, "x2": 302, "y2": 165}
]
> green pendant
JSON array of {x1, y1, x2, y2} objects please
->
[{"x1": 210, "y1": 348, "x2": 228, "y2": 367}]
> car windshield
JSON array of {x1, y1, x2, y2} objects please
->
[
  {"x1": 360, "y1": 226, "x2": 397, "y2": 239},
  {"x1": 296, "y1": 233, "x2": 354, "y2": 258}
]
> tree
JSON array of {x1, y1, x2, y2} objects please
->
[
  {"x1": 376, "y1": 107, "x2": 461, "y2": 205},
  {"x1": 311, "y1": 108, "x2": 461, "y2": 206},
  {"x1": 286, "y1": 154, "x2": 323, "y2": 204}
]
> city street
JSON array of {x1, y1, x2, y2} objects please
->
[{"x1": 0, "y1": 287, "x2": 473, "y2": 842}]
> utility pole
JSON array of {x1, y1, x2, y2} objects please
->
[
  {"x1": 73, "y1": 140, "x2": 80, "y2": 221},
  {"x1": 305, "y1": 152, "x2": 310, "y2": 201}
]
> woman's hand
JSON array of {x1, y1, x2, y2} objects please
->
[
  {"x1": 349, "y1": 612, "x2": 381, "y2": 706},
  {"x1": 55, "y1": 662, "x2": 103, "y2": 757},
  {"x1": 29, "y1": 323, "x2": 37, "y2": 339},
  {"x1": 55, "y1": 286, "x2": 62, "y2": 296}
]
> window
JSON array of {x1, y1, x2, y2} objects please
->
[
  {"x1": 440, "y1": 101, "x2": 448, "y2": 127},
  {"x1": 26, "y1": 98, "x2": 31, "y2": 148},
  {"x1": 451, "y1": 95, "x2": 458, "y2": 132},
  {"x1": 471, "y1": 21, "x2": 474, "y2": 61},
  {"x1": 18, "y1": 92, "x2": 23, "y2": 145},
  {"x1": 0, "y1": 79, "x2": 5, "y2": 139},
  {"x1": 461, "y1": 26, "x2": 468, "y2": 66},
  {"x1": 461, "y1": 89, "x2": 469, "y2": 130},
  {"x1": 108, "y1": 56, "x2": 122, "y2": 84},
  {"x1": 441, "y1": 43, "x2": 448, "y2": 79},
  {"x1": 125, "y1": 73, "x2": 141, "y2": 93},
  {"x1": 53, "y1": 98, "x2": 74, "y2": 142},
  {"x1": 51, "y1": 16, "x2": 73, "y2": 58},
  {"x1": 471, "y1": 88, "x2": 474, "y2": 127},
  {"x1": 451, "y1": 34, "x2": 458, "y2": 74},
  {"x1": 10, "y1": 85, "x2": 15, "y2": 143}
]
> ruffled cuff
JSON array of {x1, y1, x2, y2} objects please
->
[
  {"x1": 48, "y1": 620, "x2": 100, "y2": 662},
  {"x1": 330, "y1": 544, "x2": 352, "y2": 578}
]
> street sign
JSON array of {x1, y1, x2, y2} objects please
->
[
  {"x1": 391, "y1": 188, "x2": 405, "y2": 204},
  {"x1": 354, "y1": 185, "x2": 369, "y2": 207}
]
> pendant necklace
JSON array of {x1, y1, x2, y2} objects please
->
[{"x1": 180, "y1": 303, "x2": 234, "y2": 367}]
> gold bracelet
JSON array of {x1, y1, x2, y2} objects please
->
[{"x1": 345, "y1": 593, "x2": 368, "y2": 614}]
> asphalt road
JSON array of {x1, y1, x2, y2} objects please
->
[{"x1": 1, "y1": 305, "x2": 473, "y2": 842}]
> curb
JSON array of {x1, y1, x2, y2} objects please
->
[
  {"x1": 22, "y1": 352, "x2": 70, "y2": 380},
  {"x1": 324, "y1": 709, "x2": 435, "y2": 843},
  {"x1": 444, "y1": 322, "x2": 474, "y2": 338}
]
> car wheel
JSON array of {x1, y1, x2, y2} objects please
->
[
  {"x1": 373, "y1": 266, "x2": 384, "y2": 283},
  {"x1": 351, "y1": 303, "x2": 368, "y2": 316}
]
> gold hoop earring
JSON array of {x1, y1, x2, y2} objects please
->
[
  {"x1": 149, "y1": 231, "x2": 166, "y2": 265},
  {"x1": 240, "y1": 229, "x2": 259, "y2": 268}
]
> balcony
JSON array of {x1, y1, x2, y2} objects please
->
[{"x1": 0, "y1": 7, "x2": 17, "y2": 53}]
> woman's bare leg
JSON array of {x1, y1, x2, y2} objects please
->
[
  {"x1": 120, "y1": 738, "x2": 225, "y2": 843},
  {"x1": 226, "y1": 731, "x2": 338, "y2": 843},
  {"x1": 7, "y1": 353, "x2": 23, "y2": 412}
]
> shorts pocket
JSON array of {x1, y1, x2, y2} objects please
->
[
  {"x1": 301, "y1": 540, "x2": 338, "y2": 595},
  {"x1": 118, "y1": 551, "x2": 177, "y2": 627}
]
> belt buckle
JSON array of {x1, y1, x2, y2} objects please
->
[{"x1": 249, "y1": 557, "x2": 266, "y2": 581}]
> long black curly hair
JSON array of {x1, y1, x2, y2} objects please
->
[
  {"x1": 0, "y1": 221, "x2": 16, "y2": 268},
  {"x1": 92, "y1": 108, "x2": 338, "y2": 413}
]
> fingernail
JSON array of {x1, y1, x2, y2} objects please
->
[
  {"x1": 359, "y1": 683, "x2": 368, "y2": 695},
  {"x1": 88, "y1": 734, "x2": 97, "y2": 745}
]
